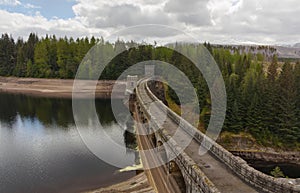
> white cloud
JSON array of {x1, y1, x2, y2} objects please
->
[
  {"x1": 0, "y1": 0, "x2": 40, "y2": 9},
  {"x1": 205, "y1": 0, "x2": 300, "y2": 44},
  {"x1": 0, "y1": 0, "x2": 299, "y2": 45},
  {"x1": 164, "y1": 0, "x2": 212, "y2": 26},
  {"x1": 23, "y1": 3, "x2": 40, "y2": 9},
  {"x1": 0, "y1": 9, "x2": 107, "y2": 39},
  {"x1": 72, "y1": 0, "x2": 172, "y2": 28},
  {"x1": 0, "y1": 0, "x2": 21, "y2": 6}
]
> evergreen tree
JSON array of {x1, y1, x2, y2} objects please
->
[
  {"x1": 56, "y1": 37, "x2": 69, "y2": 78},
  {"x1": 262, "y1": 56, "x2": 280, "y2": 136},
  {"x1": 14, "y1": 38, "x2": 26, "y2": 77},
  {"x1": 34, "y1": 38, "x2": 51, "y2": 77},
  {"x1": 0, "y1": 33, "x2": 299, "y2": 148},
  {"x1": 277, "y1": 62, "x2": 299, "y2": 146},
  {"x1": 0, "y1": 34, "x2": 16, "y2": 76}
]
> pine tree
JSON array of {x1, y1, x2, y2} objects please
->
[
  {"x1": 14, "y1": 38, "x2": 26, "y2": 77},
  {"x1": 277, "y1": 62, "x2": 299, "y2": 146},
  {"x1": 262, "y1": 55, "x2": 280, "y2": 138},
  {"x1": 241, "y1": 62, "x2": 263, "y2": 131},
  {"x1": 34, "y1": 37, "x2": 52, "y2": 77},
  {"x1": 0, "y1": 34, "x2": 16, "y2": 76},
  {"x1": 56, "y1": 38, "x2": 69, "y2": 78},
  {"x1": 48, "y1": 35, "x2": 58, "y2": 77},
  {"x1": 25, "y1": 33, "x2": 38, "y2": 64}
]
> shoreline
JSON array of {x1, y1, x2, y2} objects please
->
[
  {"x1": 84, "y1": 172, "x2": 154, "y2": 193},
  {"x1": 231, "y1": 151, "x2": 300, "y2": 166},
  {"x1": 0, "y1": 77, "x2": 154, "y2": 193},
  {"x1": 1, "y1": 77, "x2": 299, "y2": 192},
  {"x1": 0, "y1": 76, "x2": 126, "y2": 99}
]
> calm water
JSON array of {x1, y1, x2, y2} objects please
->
[
  {"x1": 0, "y1": 93, "x2": 136, "y2": 193},
  {"x1": 249, "y1": 161, "x2": 300, "y2": 178}
]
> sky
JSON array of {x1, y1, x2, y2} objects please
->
[{"x1": 0, "y1": 0, "x2": 299, "y2": 45}]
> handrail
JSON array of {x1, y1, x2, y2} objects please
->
[
  {"x1": 139, "y1": 80, "x2": 300, "y2": 193},
  {"x1": 136, "y1": 80, "x2": 220, "y2": 193}
]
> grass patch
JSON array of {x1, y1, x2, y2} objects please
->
[{"x1": 164, "y1": 84, "x2": 181, "y2": 115}]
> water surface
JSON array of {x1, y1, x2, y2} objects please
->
[
  {"x1": 249, "y1": 161, "x2": 300, "y2": 178},
  {"x1": 0, "y1": 93, "x2": 136, "y2": 193}
]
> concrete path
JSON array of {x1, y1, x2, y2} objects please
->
[{"x1": 137, "y1": 82, "x2": 259, "y2": 193}]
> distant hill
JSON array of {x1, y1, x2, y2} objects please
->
[
  {"x1": 275, "y1": 46, "x2": 300, "y2": 59},
  {"x1": 293, "y1": 43, "x2": 300, "y2": 48},
  {"x1": 211, "y1": 43, "x2": 300, "y2": 59}
]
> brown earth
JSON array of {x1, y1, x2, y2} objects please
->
[
  {"x1": 84, "y1": 172, "x2": 154, "y2": 193},
  {"x1": 0, "y1": 77, "x2": 126, "y2": 99}
]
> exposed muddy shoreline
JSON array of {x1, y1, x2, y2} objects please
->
[
  {"x1": 84, "y1": 172, "x2": 154, "y2": 193},
  {"x1": 0, "y1": 77, "x2": 126, "y2": 99}
]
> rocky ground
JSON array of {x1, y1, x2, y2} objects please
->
[{"x1": 85, "y1": 173, "x2": 154, "y2": 193}]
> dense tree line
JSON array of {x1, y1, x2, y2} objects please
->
[
  {"x1": 211, "y1": 46, "x2": 300, "y2": 149},
  {"x1": 0, "y1": 33, "x2": 97, "y2": 78},
  {"x1": 156, "y1": 43, "x2": 300, "y2": 149},
  {"x1": 0, "y1": 33, "x2": 299, "y2": 149}
]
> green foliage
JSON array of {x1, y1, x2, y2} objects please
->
[
  {"x1": 0, "y1": 33, "x2": 299, "y2": 149},
  {"x1": 167, "y1": 86, "x2": 180, "y2": 105},
  {"x1": 0, "y1": 34, "x2": 16, "y2": 76},
  {"x1": 270, "y1": 166, "x2": 285, "y2": 178},
  {"x1": 0, "y1": 33, "x2": 102, "y2": 79},
  {"x1": 211, "y1": 45, "x2": 300, "y2": 149},
  {"x1": 34, "y1": 39, "x2": 51, "y2": 77}
]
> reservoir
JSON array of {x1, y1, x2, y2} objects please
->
[
  {"x1": 0, "y1": 93, "x2": 136, "y2": 193},
  {"x1": 248, "y1": 160, "x2": 300, "y2": 178},
  {"x1": 1, "y1": 92, "x2": 299, "y2": 193}
]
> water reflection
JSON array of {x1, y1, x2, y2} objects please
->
[
  {"x1": 0, "y1": 93, "x2": 74, "y2": 127},
  {"x1": 248, "y1": 161, "x2": 300, "y2": 178},
  {"x1": 124, "y1": 117, "x2": 137, "y2": 150},
  {"x1": 0, "y1": 93, "x2": 136, "y2": 193}
]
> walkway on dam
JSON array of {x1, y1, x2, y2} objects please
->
[
  {"x1": 135, "y1": 103, "x2": 182, "y2": 193},
  {"x1": 137, "y1": 82, "x2": 258, "y2": 193}
]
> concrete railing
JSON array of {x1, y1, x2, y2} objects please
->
[
  {"x1": 158, "y1": 128, "x2": 220, "y2": 193},
  {"x1": 136, "y1": 81, "x2": 220, "y2": 193},
  {"x1": 138, "y1": 80, "x2": 300, "y2": 193}
]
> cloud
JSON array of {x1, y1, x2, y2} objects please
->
[
  {"x1": 206, "y1": 0, "x2": 300, "y2": 44},
  {"x1": 0, "y1": 0, "x2": 40, "y2": 9},
  {"x1": 23, "y1": 3, "x2": 41, "y2": 9},
  {"x1": 0, "y1": 0, "x2": 299, "y2": 45},
  {"x1": 0, "y1": 0, "x2": 21, "y2": 6},
  {"x1": 164, "y1": 0, "x2": 212, "y2": 26},
  {"x1": 72, "y1": 0, "x2": 172, "y2": 28},
  {"x1": 0, "y1": 9, "x2": 107, "y2": 39}
]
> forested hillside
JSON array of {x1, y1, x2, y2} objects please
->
[
  {"x1": 0, "y1": 33, "x2": 97, "y2": 78},
  {"x1": 211, "y1": 46, "x2": 300, "y2": 149},
  {"x1": 0, "y1": 33, "x2": 299, "y2": 149}
]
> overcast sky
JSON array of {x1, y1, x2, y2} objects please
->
[{"x1": 0, "y1": 0, "x2": 299, "y2": 45}]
